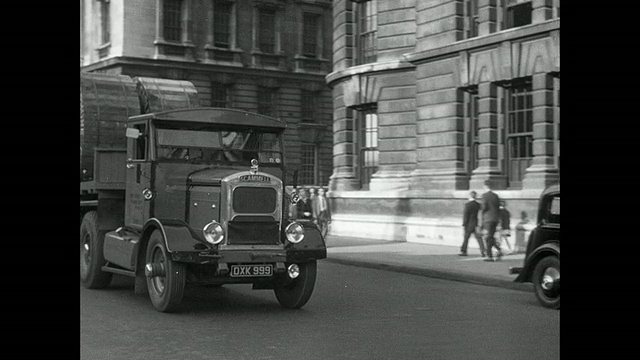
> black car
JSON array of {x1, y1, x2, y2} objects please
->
[{"x1": 510, "y1": 185, "x2": 560, "y2": 309}]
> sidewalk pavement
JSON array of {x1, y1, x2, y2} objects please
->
[{"x1": 324, "y1": 235, "x2": 531, "y2": 292}]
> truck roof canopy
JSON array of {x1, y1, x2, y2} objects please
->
[{"x1": 129, "y1": 107, "x2": 287, "y2": 130}]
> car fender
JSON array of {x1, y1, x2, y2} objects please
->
[
  {"x1": 142, "y1": 218, "x2": 208, "y2": 253},
  {"x1": 515, "y1": 241, "x2": 560, "y2": 283}
]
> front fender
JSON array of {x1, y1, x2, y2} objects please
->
[
  {"x1": 285, "y1": 220, "x2": 327, "y2": 262},
  {"x1": 515, "y1": 242, "x2": 560, "y2": 283},
  {"x1": 143, "y1": 218, "x2": 209, "y2": 253}
]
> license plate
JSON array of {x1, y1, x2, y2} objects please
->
[{"x1": 230, "y1": 264, "x2": 273, "y2": 277}]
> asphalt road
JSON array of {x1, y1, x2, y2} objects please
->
[{"x1": 81, "y1": 261, "x2": 559, "y2": 360}]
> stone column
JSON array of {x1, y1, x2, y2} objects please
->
[
  {"x1": 522, "y1": 73, "x2": 559, "y2": 190},
  {"x1": 329, "y1": 85, "x2": 360, "y2": 191},
  {"x1": 532, "y1": 0, "x2": 554, "y2": 23},
  {"x1": 477, "y1": 0, "x2": 498, "y2": 36},
  {"x1": 470, "y1": 81, "x2": 506, "y2": 189}
]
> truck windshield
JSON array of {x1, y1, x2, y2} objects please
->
[{"x1": 156, "y1": 128, "x2": 283, "y2": 165}]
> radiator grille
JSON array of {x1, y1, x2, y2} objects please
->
[
  {"x1": 232, "y1": 187, "x2": 277, "y2": 214},
  {"x1": 227, "y1": 219, "x2": 280, "y2": 245}
]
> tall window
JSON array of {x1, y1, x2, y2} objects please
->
[
  {"x1": 258, "y1": 9, "x2": 276, "y2": 54},
  {"x1": 258, "y1": 87, "x2": 277, "y2": 117},
  {"x1": 356, "y1": 106, "x2": 378, "y2": 190},
  {"x1": 464, "y1": 0, "x2": 479, "y2": 39},
  {"x1": 356, "y1": 0, "x2": 377, "y2": 65},
  {"x1": 554, "y1": 76, "x2": 560, "y2": 173},
  {"x1": 464, "y1": 88, "x2": 480, "y2": 175},
  {"x1": 100, "y1": 0, "x2": 110, "y2": 44},
  {"x1": 301, "y1": 91, "x2": 318, "y2": 123},
  {"x1": 504, "y1": 0, "x2": 532, "y2": 29},
  {"x1": 300, "y1": 144, "x2": 317, "y2": 185},
  {"x1": 164, "y1": 0, "x2": 183, "y2": 42},
  {"x1": 211, "y1": 83, "x2": 230, "y2": 108},
  {"x1": 504, "y1": 78, "x2": 533, "y2": 188},
  {"x1": 213, "y1": 1, "x2": 232, "y2": 48},
  {"x1": 303, "y1": 13, "x2": 319, "y2": 57}
]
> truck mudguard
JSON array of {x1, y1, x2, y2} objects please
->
[
  {"x1": 284, "y1": 220, "x2": 327, "y2": 262},
  {"x1": 143, "y1": 218, "x2": 208, "y2": 253}
]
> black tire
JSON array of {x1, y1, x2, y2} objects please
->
[
  {"x1": 80, "y1": 211, "x2": 113, "y2": 289},
  {"x1": 145, "y1": 230, "x2": 186, "y2": 312},
  {"x1": 532, "y1": 256, "x2": 560, "y2": 309},
  {"x1": 274, "y1": 260, "x2": 317, "y2": 309}
]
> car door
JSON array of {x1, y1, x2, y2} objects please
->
[
  {"x1": 125, "y1": 121, "x2": 152, "y2": 230},
  {"x1": 538, "y1": 193, "x2": 561, "y2": 245}
]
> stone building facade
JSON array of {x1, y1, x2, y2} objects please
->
[
  {"x1": 327, "y1": 0, "x2": 560, "y2": 247},
  {"x1": 80, "y1": 0, "x2": 334, "y2": 187}
]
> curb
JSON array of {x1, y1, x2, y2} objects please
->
[{"x1": 324, "y1": 257, "x2": 532, "y2": 293}]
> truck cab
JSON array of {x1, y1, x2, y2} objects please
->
[{"x1": 80, "y1": 108, "x2": 326, "y2": 312}]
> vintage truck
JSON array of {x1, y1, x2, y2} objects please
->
[{"x1": 80, "y1": 72, "x2": 326, "y2": 312}]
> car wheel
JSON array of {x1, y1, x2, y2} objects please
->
[
  {"x1": 80, "y1": 211, "x2": 112, "y2": 289},
  {"x1": 532, "y1": 255, "x2": 560, "y2": 309},
  {"x1": 145, "y1": 230, "x2": 186, "y2": 313},
  {"x1": 274, "y1": 261, "x2": 317, "y2": 309}
]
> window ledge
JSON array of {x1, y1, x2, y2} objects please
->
[
  {"x1": 294, "y1": 54, "x2": 330, "y2": 62},
  {"x1": 96, "y1": 42, "x2": 111, "y2": 58},
  {"x1": 251, "y1": 50, "x2": 285, "y2": 57},
  {"x1": 204, "y1": 45, "x2": 243, "y2": 53},
  {"x1": 96, "y1": 42, "x2": 111, "y2": 51},
  {"x1": 154, "y1": 39, "x2": 196, "y2": 48}
]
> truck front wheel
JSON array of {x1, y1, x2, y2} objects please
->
[
  {"x1": 145, "y1": 230, "x2": 186, "y2": 313},
  {"x1": 80, "y1": 211, "x2": 112, "y2": 289},
  {"x1": 274, "y1": 260, "x2": 317, "y2": 309}
]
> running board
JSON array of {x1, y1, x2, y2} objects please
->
[{"x1": 102, "y1": 263, "x2": 136, "y2": 277}]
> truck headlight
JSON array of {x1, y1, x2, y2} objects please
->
[
  {"x1": 203, "y1": 221, "x2": 225, "y2": 245},
  {"x1": 285, "y1": 222, "x2": 305, "y2": 243}
]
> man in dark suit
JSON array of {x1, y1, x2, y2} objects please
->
[
  {"x1": 296, "y1": 188, "x2": 315, "y2": 220},
  {"x1": 459, "y1": 191, "x2": 485, "y2": 257},
  {"x1": 481, "y1": 180, "x2": 503, "y2": 261}
]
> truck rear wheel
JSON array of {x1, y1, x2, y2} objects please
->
[
  {"x1": 274, "y1": 261, "x2": 317, "y2": 309},
  {"x1": 80, "y1": 211, "x2": 112, "y2": 289},
  {"x1": 145, "y1": 230, "x2": 186, "y2": 313}
]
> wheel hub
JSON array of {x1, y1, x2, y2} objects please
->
[
  {"x1": 150, "y1": 246, "x2": 167, "y2": 294},
  {"x1": 81, "y1": 234, "x2": 91, "y2": 267},
  {"x1": 541, "y1": 267, "x2": 560, "y2": 291}
]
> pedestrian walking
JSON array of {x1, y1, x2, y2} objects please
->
[
  {"x1": 459, "y1": 191, "x2": 486, "y2": 257},
  {"x1": 497, "y1": 200, "x2": 513, "y2": 253},
  {"x1": 481, "y1": 180, "x2": 503, "y2": 262},
  {"x1": 296, "y1": 188, "x2": 315, "y2": 220},
  {"x1": 315, "y1": 187, "x2": 331, "y2": 237}
]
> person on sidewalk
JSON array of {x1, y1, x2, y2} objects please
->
[
  {"x1": 459, "y1": 191, "x2": 486, "y2": 257},
  {"x1": 315, "y1": 188, "x2": 331, "y2": 237},
  {"x1": 481, "y1": 180, "x2": 503, "y2": 262},
  {"x1": 498, "y1": 200, "x2": 513, "y2": 253},
  {"x1": 296, "y1": 188, "x2": 315, "y2": 220}
]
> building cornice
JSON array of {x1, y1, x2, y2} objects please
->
[
  {"x1": 325, "y1": 60, "x2": 415, "y2": 88},
  {"x1": 80, "y1": 56, "x2": 329, "y2": 82},
  {"x1": 405, "y1": 19, "x2": 560, "y2": 65}
]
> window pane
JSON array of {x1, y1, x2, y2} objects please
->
[
  {"x1": 214, "y1": 1, "x2": 232, "y2": 48},
  {"x1": 211, "y1": 83, "x2": 228, "y2": 108},
  {"x1": 259, "y1": 9, "x2": 276, "y2": 53},
  {"x1": 303, "y1": 13, "x2": 318, "y2": 57},
  {"x1": 101, "y1": 1, "x2": 110, "y2": 44},
  {"x1": 258, "y1": 87, "x2": 276, "y2": 116},
  {"x1": 507, "y1": 2, "x2": 532, "y2": 29},
  {"x1": 300, "y1": 144, "x2": 316, "y2": 185},
  {"x1": 164, "y1": 0, "x2": 182, "y2": 42},
  {"x1": 301, "y1": 91, "x2": 317, "y2": 122}
]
